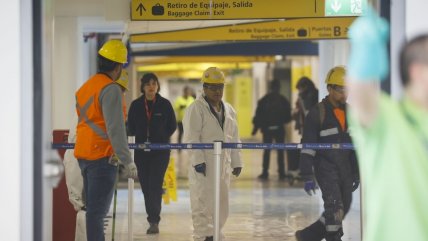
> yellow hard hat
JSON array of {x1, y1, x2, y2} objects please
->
[
  {"x1": 325, "y1": 66, "x2": 346, "y2": 86},
  {"x1": 201, "y1": 67, "x2": 225, "y2": 84},
  {"x1": 98, "y1": 40, "x2": 128, "y2": 64},
  {"x1": 116, "y1": 70, "x2": 129, "y2": 90}
]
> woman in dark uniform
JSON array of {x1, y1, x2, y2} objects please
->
[{"x1": 127, "y1": 73, "x2": 176, "y2": 234}]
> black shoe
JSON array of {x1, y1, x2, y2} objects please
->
[
  {"x1": 279, "y1": 174, "x2": 288, "y2": 180},
  {"x1": 325, "y1": 229, "x2": 344, "y2": 241},
  {"x1": 258, "y1": 173, "x2": 268, "y2": 180},
  {"x1": 146, "y1": 223, "x2": 159, "y2": 234},
  {"x1": 295, "y1": 230, "x2": 304, "y2": 241},
  {"x1": 204, "y1": 236, "x2": 213, "y2": 241}
]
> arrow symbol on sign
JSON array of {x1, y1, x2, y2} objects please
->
[
  {"x1": 136, "y1": 3, "x2": 146, "y2": 16},
  {"x1": 331, "y1": 0, "x2": 342, "y2": 13}
]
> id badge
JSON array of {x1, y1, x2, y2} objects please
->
[{"x1": 144, "y1": 140, "x2": 151, "y2": 152}]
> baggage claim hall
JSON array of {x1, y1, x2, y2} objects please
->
[{"x1": 2, "y1": 0, "x2": 427, "y2": 241}]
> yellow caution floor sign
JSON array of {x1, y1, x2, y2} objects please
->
[{"x1": 162, "y1": 157, "x2": 178, "y2": 204}]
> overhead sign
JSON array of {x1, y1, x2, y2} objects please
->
[
  {"x1": 131, "y1": 0, "x2": 325, "y2": 20},
  {"x1": 134, "y1": 56, "x2": 275, "y2": 65},
  {"x1": 325, "y1": 0, "x2": 367, "y2": 16},
  {"x1": 130, "y1": 17, "x2": 356, "y2": 43}
]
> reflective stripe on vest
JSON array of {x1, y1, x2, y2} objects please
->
[
  {"x1": 326, "y1": 224, "x2": 342, "y2": 232},
  {"x1": 320, "y1": 127, "x2": 339, "y2": 137},
  {"x1": 301, "y1": 149, "x2": 316, "y2": 157},
  {"x1": 74, "y1": 74, "x2": 114, "y2": 160},
  {"x1": 76, "y1": 96, "x2": 108, "y2": 140}
]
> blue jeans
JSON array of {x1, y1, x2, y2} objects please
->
[{"x1": 79, "y1": 157, "x2": 117, "y2": 241}]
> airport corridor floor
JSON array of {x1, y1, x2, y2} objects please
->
[{"x1": 105, "y1": 179, "x2": 361, "y2": 240}]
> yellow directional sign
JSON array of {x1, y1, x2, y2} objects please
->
[
  {"x1": 131, "y1": 0, "x2": 325, "y2": 20},
  {"x1": 130, "y1": 17, "x2": 356, "y2": 43}
]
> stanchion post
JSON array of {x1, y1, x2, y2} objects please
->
[
  {"x1": 128, "y1": 178, "x2": 134, "y2": 241},
  {"x1": 213, "y1": 141, "x2": 222, "y2": 241},
  {"x1": 128, "y1": 136, "x2": 135, "y2": 241}
]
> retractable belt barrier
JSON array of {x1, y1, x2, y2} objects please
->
[
  {"x1": 52, "y1": 142, "x2": 354, "y2": 150},
  {"x1": 55, "y1": 141, "x2": 354, "y2": 241}
]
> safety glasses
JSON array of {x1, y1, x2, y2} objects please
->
[
  {"x1": 203, "y1": 84, "x2": 224, "y2": 91},
  {"x1": 331, "y1": 85, "x2": 346, "y2": 93}
]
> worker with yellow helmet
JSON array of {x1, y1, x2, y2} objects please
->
[
  {"x1": 296, "y1": 66, "x2": 359, "y2": 241},
  {"x1": 74, "y1": 39, "x2": 137, "y2": 241},
  {"x1": 116, "y1": 69, "x2": 130, "y2": 119},
  {"x1": 183, "y1": 67, "x2": 243, "y2": 241},
  {"x1": 116, "y1": 69, "x2": 129, "y2": 91}
]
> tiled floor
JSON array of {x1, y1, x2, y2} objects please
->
[{"x1": 105, "y1": 149, "x2": 361, "y2": 241}]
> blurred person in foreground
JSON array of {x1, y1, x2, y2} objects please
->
[{"x1": 347, "y1": 7, "x2": 428, "y2": 241}]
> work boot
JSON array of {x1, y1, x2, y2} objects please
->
[
  {"x1": 325, "y1": 234, "x2": 342, "y2": 241},
  {"x1": 204, "y1": 236, "x2": 213, "y2": 241},
  {"x1": 295, "y1": 220, "x2": 326, "y2": 241},
  {"x1": 295, "y1": 230, "x2": 304, "y2": 241},
  {"x1": 146, "y1": 223, "x2": 159, "y2": 234},
  {"x1": 325, "y1": 229, "x2": 344, "y2": 241},
  {"x1": 279, "y1": 173, "x2": 288, "y2": 181},
  {"x1": 258, "y1": 173, "x2": 268, "y2": 180}
]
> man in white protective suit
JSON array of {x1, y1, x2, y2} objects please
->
[
  {"x1": 63, "y1": 116, "x2": 87, "y2": 241},
  {"x1": 183, "y1": 67, "x2": 243, "y2": 241}
]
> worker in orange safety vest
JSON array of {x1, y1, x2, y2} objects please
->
[{"x1": 74, "y1": 39, "x2": 137, "y2": 241}]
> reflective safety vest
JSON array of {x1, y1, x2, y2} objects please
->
[
  {"x1": 74, "y1": 74, "x2": 115, "y2": 160},
  {"x1": 174, "y1": 95, "x2": 194, "y2": 122}
]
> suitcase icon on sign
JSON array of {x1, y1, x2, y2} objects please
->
[
  {"x1": 152, "y1": 3, "x2": 164, "y2": 15},
  {"x1": 297, "y1": 28, "x2": 308, "y2": 37}
]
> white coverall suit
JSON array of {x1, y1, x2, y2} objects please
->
[
  {"x1": 183, "y1": 95, "x2": 242, "y2": 241},
  {"x1": 63, "y1": 116, "x2": 87, "y2": 241}
]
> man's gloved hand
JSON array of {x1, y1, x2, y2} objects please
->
[
  {"x1": 303, "y1": 177, "x2": 318, "y2": 196},
  {"x1": 348, "y1": 6, "x2": 389, "y2": 81},
  {"x1": 232, "y1": 167, "x2": 242, "y2": 177},
  {"x1": 194, "y1": 163, "x2": 206, "y2": 176},
  {"x1": 124, "y1": 162, "x2": 138, "y2": 178},
  {"x1": 352, "y1": 179, "x2": 360, "y2": 192}
]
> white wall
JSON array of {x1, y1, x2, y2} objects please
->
[
  {"x1": 405, "y1": 0, "x2": 428, "y2": 40},
  {"x1": 52, "y1": 17, "x2": 79, "y2": 129},
  {"x1": 251, "y1": 62, "x2": 268, "y2": 112},
  {"x1": 20, "y1": 0, "x2": 35, "y2": 239},
  {"x1": 390, "y1": 0, "x2": 405, "y2": 98},
  {"x1": 52, "y1": 16, "x2": 125, "y2": 129},
  {"x1": 0, "y1": 0, "x2": 33, "y2": 240}
]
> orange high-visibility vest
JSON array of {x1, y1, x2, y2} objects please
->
[{"x1": 74, "y1": 74, "x2": 115, "y2": 160}]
